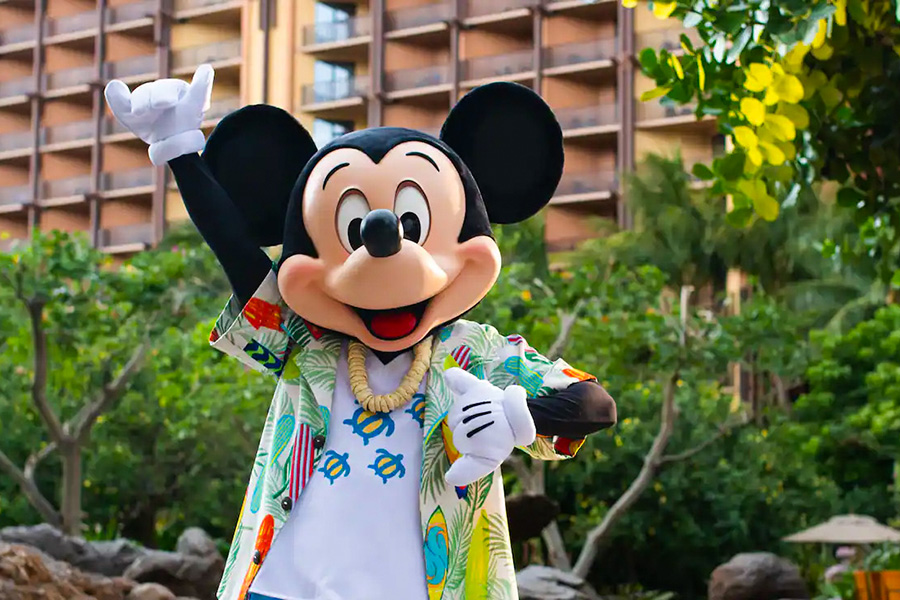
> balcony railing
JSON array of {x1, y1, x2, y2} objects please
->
[
  {"x1": 0, "y1": 77, "x2": 35, "y2": 99},
  {"x1": 636, "y1": 28, "x2": 702, "y2": 53},
  {"x1": 302, "y1": 16, "x2": 370, "y2": 46},
  {"x1": 0, "y1": 130, "x2": 33, "y2": 153},
  {"x1": 544, "y1": 37, "x2": 616, "y2": 69},
  {"x1": 44, "y1": 10, "x2": 97, "y2": 38},
  {"x1": 174, "y1": 0, "x2": 237, "y2": 11},
  {"x1": 385, "y1": 64, "x2": 449, "y2": 92},
  {"x1": 206, "y1": 95, "x2": 241, "y2": 120},
  {"x1": 42, "y1": 175, "x2": 92, "y2": 199},
  {"x1": 99, "y1": 222, "x2": 154, "y2": 247},
  {"x1": 106, "y1": 0, "x2": 157, "y2": 25},
  {"x1": 0, "y1": 23, "x2": 36, "y2": 46},
  {"x1": 466, "y1": 0, "x2": 533, "y2": 17},
  {"x1": 555, "y1": 103, "x2": 618, "y2": 131},
  {"x1": 103, "y1": 55, "x2": 157, "y2": 79},
  {"x1": 0, "y1": 184, "x2": 32, "y2": 206},
  {"x1": 101, "y1": 167, "x2": 154, "y2": 191},
  {"x1": 171, "y1": 38, "x2": 241, "y2": 70},
  {"x1": 301, "y1": 77, "x2": 368, "y2": 105},
  {"x1": 43, "y1": 66, "x2": 96, "y2": 91},
  {"x1": 386, "y1": 2, "x2": 451, "y2": 31},
  {"x1": 41, "y1": 119, "x2": 94, "y2": 146},
  {"x1": 462, "y1": 49, "x2": 533, "y2": 81},
  {"x1": 637, "y1": 101, "x2": 697, "y2": 122},
  {"x1": 555, "y1": 170, "x2": 617, "y2": 197}
]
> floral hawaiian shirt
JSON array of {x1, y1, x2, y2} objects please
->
[{"x1": 210, "y1": 268, "x2": 596, "y2": 600}]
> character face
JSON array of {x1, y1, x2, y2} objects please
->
[{"x1": 277, "y1": 141, "x2": 501, "y2": 352}]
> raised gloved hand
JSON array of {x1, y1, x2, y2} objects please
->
[
  {"x1": 443, "y1": 367, "x2": 537, "y2": 487},
  {"x1": 104, "y1": 64, "x2": 214, "y2": 166}
]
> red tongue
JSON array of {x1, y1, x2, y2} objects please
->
[{"x1": 371, "y1": 311, "x2": 417, "y2": 339}]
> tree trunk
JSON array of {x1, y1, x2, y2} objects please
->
[{"x1": 59, "y1": 443, "x2": 82, "y2": 536}]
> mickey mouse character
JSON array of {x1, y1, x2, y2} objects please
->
[{"x1": 106, "y1": 64, "x2": 616, "y2": 600}]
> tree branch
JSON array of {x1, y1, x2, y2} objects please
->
[
  {"x1": 658, "y1": 413, "x2": 749, "y2": 465},
  {"x1": 73, "y1": 341, "x2": 149, "y2": 443},
  {"x1": 504, "y1": 454, "x2": 534, "y2": 491},
  {"x1": 23, "y1": 442, "x2": 57, "y2": 482},
  {"x1": 547, "y1": 298, "x2": 587, "y2": 361},
  {"x1": 26, "y1": 299, "x2": 65, "y2": 444},
  {"x1": 0, "y1": 446, "x2": 62, "y2": 528},
  {"x1": 572, "y1": 373, "x2": 679, "y2": 579}
]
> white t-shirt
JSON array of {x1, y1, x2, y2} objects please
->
[{"x1": 249, "y1": 343, "x2": 429, "y2": 600}]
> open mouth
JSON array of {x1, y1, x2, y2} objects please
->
[{"x1": 351, "y1": 298, "x2": 431, "y2": 340}]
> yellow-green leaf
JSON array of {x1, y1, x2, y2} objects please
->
[
  {"x1": 748, "y1": 146, "x2": 764, "y2": 166},
  {"x1": 740, "y1": 97, "x2": 766, "y2": 125},
  {"x1": 835, "y1": 0, "x2": 847, "y2": 25},
  {"x1": 698, "y1": 58, "x2": 706, "y2": 90},
  {"x1": 743, "y1": 63, "x2": 773, "y2": 91},
  {"x1": 753, "y1": 192, "x2": 779, "y2": 221},
  {"x1": 812, "y1": 19, "x2": 828, "y2": 48},
  {"x1": 733, "y1": 125, "x2": 759, "y2": 148},
  {"x1": 773, "y1": 74, "x2": 804, "y2": 103},
  {"x1": 669, "y1": 54, "x2": 684, "y2": 79},
  {"x1": 784, "y1": 44, "x2": 810, "y2": 73},
  {"x1": 811, "y1": 42, "x2": 834, "y2": 60},
  {"x1": 640, "y1": 86, "x2": 672, "y2": 101},
  {"x1": 652, "y1": 1, "x2": 676, "y2": 18},
  {"x1": 763, "y1": 86, "x2": 779, "y2": 106},
  {"x1": 777, "y1": 103, "x2": 809, "y2": 129},
  {"x1": 764, "y1": 114, "x2": 797, "y2": 141},
  {"x1": 622, "y1": 0, "x2": 637, "y2": 7},
  {"x1": 758, "y1": 140, "x2": 786, "y2": 165},
  {"x1": 819, "y1": 84, "x2": 843, "y2": 109}
]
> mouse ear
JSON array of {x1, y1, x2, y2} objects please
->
[
  {"x1": 202, "y1": 105, "x2": 318, "y2": 247},
  {"x1": 440, "y1": 82, "x2": 563, "y2": 225}
]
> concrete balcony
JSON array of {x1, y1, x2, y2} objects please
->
[
  {"x1": 384, "y1": 64, "x2": 450, "y2": 93},
  {"x1": 174, "y1": 0, "x2": 238, "y2": 10},
  {"x1": 43, "y1": 10, "x2": 97, "y2": 39},
  {"x1": 41, "y1": 119, "x2": 94, "y2": 148},
  {"x1": 302, "y1": 16, "x2": 371, "y2": 48},
  {"x1": 205, "y1": 95, "x2": 241, "y2": 122},
  {"x1": 466, "y1": 0, "x2": 533, "y2": 18},
  {"x1": 171, "y1": 38, "x2": 241, "y2": 72},
  {"x1": 636, "y1": 100, "x2": 714, "y2": 131},
  {"x1": 0, "y1": 184, "x2": 32, "y2": 207},
  {"x1": 556, "y1": 103, "x2": 619, "y2": 142},
  {"x1": 99, "y1": 222, "x2": 154, "y2": 253},
  {"x1": 106, "y1": 0, "x2": 158, "y2": 26},
  {"x1": 103, "y1": 55, "x2": 157, "y2": 80},
  {"x1": 543, "y1": 37, "x2": 616, "y2": 73},
  {"x1": 101, "y1": 167, "x2": 154, "y2": 194},
  {"x1": 553, "y1": 169, "x2": 617, "y2": 203},
  {"x1": 301, "y1": 77, "x2": 368, "y2": 108},
  {"x1": 385, "y1": 2, "x2": 451, "y2": 32},
  {"x1": 0, "y1": 23, "x2": 36, "y2": 47},
  {"x1": 0, "y1": 76, "x2": 34, "y2": 100},
  {"x1": 41, "y1": 175, "x2": 92, "y2": 202},
  {"x1": 462, "y1": 49, "x2": 533, "y2": 83},
  {"x1": 43, "y1": 65, "x2": 95, "y2": 91},
  {"x1": 0, "y1": 130, "x2": 34, "y2": 154}
]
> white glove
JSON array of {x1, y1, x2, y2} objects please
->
[
  {"x1": 443, "y1": 368, "x2": 537, "y2": 487},
  {"x1": 104, "y1": 64, "x2": 214, "y2": 166}
]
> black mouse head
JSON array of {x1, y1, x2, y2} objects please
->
[{"x1": 201, "y1": 82, "x2": 564, "y2": 352}]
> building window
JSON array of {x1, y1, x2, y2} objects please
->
[
  {"x1": 313, "y1": 60, "x2": 355, "y2": 103},
  {"x1": 314, "y1": 2, "x2": 356, "y2": 44},
  {"x1": 313, "y1": 119, "x2": 353, "y2": 148}
]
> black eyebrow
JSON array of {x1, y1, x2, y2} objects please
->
[
  {"x1": 323, "y1": 162, "x2": 350, "y2": 189},
  {"x1": 406, "y1": 151, "x2": 439, "y2": 172}
]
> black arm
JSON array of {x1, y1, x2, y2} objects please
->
[
  {"x1": 168, "y1": 153, "x2": 272, "y2": 306},
  {"x1": 528, "y1": 380, "x2": 617, "y2": 439}
]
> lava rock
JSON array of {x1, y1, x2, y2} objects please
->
[{"x1": 708, "y1": 552, "x2": 809, "y2": 600}]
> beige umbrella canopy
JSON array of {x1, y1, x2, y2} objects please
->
[{"x1": 784, "y1": 515, "x2": 900, "y2": 544}]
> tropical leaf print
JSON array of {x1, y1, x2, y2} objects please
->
[
  {"x1": 464, "y1": 510, "x2": 490, "y2": 600},
  {"x1": 445, "y1": 503, "x2": 474, "y2": 592},
  {"x1": 271, "y1": 414, "x2": 295, "y2": 462},
  {"x1": 421, "y1": 434, "x2": 449, "y2": 504},
  {"x1": 296, "y1": 377, "x2": 326, "y2": 429},
  {"x1": 299, "y1": 348, "x2": 339, "y2": 392}
]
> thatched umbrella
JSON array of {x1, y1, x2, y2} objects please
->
[{"x1": 783, "y1": 515, "x2": 900, "y2": 545}]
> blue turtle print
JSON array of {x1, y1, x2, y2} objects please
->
[
  {"x1": 405, "y1": 393, "x2": 425, "y2": 428},
  {"x1": 318, "y1": 450, "x2": 351, "y2": 485},
  {"x1": 368, "y1": 449, "x2": 406, "y2": 484},
  {"x1": 343, "y1": 407, "x2": 395, "y2": 445}
]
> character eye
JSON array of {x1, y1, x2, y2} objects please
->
[
  {"x1": 336, "y1": 190, "x2": 370, "y2": 253},
  {"x1": 394, "y1": 182, "x2": 430, "y2": 245}
]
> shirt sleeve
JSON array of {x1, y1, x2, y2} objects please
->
[
  {"x1": 457, "y1": 322, "x2": 599, "y2": 461},
  {"x1": 208, "y1": 266, "x2": 314, "y2": 376}
]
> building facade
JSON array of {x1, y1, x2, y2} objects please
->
[{"x1": 0, "y1": 0, "x2": 721, "y2": 254}]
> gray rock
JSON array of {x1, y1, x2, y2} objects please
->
[
  {"x1": 0, "y1": 524, "x2": 146, "y2": 577},
  {"x1": 124, "y1": 548, "x2": 223, "y2": 600},
  {"x1": 175, "y1": 528, "x2": 218, "y2": 559},
  {"x1": 127, "y1": 583, "x2": 176, "y2": 600},
  {"x1": 517, "y1": 566, "x2": 592, "y2": 600},
  {"x1": 709, "y1": 553, "x2": 809, "y2": 600}
]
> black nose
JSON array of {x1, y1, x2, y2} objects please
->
[{"x1": 360, "y1": 209, "x2": 402, "y2": 258}]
